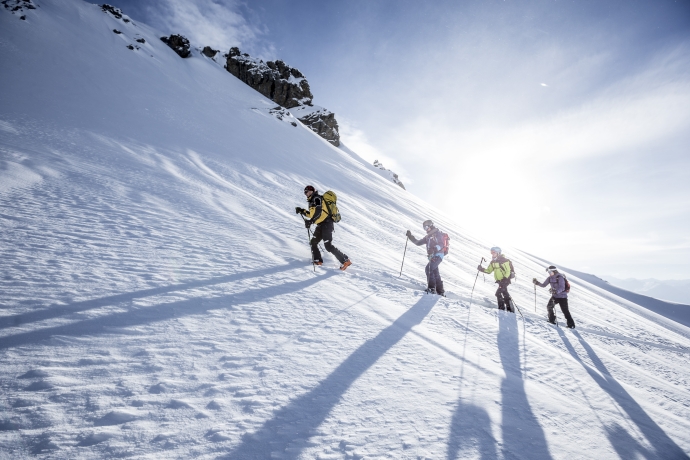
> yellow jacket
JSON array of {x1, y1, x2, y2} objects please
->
[
  {"x1": 304, "y1": 192, "x2": 329, "y2": 225},
  {"x1": 483, "y1": 256, "x2": 512, "y2": 281}
]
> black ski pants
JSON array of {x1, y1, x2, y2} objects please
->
[
  {"x1": 310, "y1": 220, "x2": 348, "y2": 264},
  {"x1": 495, "y1": 280, "x2": 513, "y2": 312},
  {"x1": 547, "y1": 297, "x2": 575, "y2": 328},
  {"x1": 425, "y1": 256, "x2": 445, "y2": 294}
]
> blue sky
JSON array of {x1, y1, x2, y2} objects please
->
[{"x1": 92, "y1": 0, "x2": 690, "y2": 279}]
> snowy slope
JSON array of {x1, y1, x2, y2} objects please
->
[{"x1": 1, "y1": 1, "x2": 689, "y2": 459}]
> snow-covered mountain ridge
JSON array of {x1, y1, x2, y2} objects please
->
[{"x1": 1, "y1": 1, "x2": 689, "y2": 458}]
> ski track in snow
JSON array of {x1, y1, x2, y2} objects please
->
[{"x1": 1, "y1": 1, "x2": 689, "y2": 459}]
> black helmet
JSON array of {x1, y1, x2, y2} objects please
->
[
  {"x1": 304, "y1": 185, "x2": 315, "y2": 195},
  {"x1": 546, "y1": 265, "x2": 558, "y2": 274},
  {"x1": 422, "y1": 219, "x2": 434, "y2": 231}
]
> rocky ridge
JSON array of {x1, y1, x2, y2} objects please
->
[
  {"x1": 160, "y1": 34, "x2": 191, "y2": 59},
  {"x1": 96, "y1": 5, "x2": 340, "y2": 145},
  {"x1": 225, "y1": 47, "x2": 340, "y2": 146}
]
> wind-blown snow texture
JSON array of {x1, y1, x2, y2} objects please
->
[{"x1": 1, "y1": 1, "x2": 689, "y2": 459}]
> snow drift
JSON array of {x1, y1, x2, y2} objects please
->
[{"x1": 1, "y1": 1, "x2": 689, "y2": 459}]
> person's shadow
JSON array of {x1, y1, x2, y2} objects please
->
[
  {"x1": 559, "y1": 329, "x2": 687, "y2": 459},
  {"x1": 221, "y1": 295, "x2": 439, "y2": 459},
  {"x1": 446, "y1": 311, "x2": 552, "y2": 459}
]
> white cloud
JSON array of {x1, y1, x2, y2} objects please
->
[{"x1": 148, "y1": 0, "x2": 274, "y2": 57}]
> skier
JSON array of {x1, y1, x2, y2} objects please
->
[
  {"x1": 295, "y1": 185, "x2": 352, "y2": 270},
  {"x1": 533, "y1": 265, "x2": 575, "y2": 328},
  {"x1": 477, "y1": 247, "x2": 514, "y2": 312},
  {"x1": 406, "y1": 220, "x2": 446, "y2": 295}
]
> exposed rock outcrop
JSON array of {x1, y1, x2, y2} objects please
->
[
  {"x1": 100, "y1": 4, "x2": 130, "y2": 23},
  {"x1": 202, "y1": 46, "x2": 218, "y2": 58},
  {"x1": 225, "y1": 47, "x2": 312, "y2": 109},
  {"x1": 289, "y1": 105, "x2": 340, "y2": 146},
  {"x1": 374, "y1": 160, "x2": 405, "y2": 189},
  {"x1": 160, "y1": 34, "x2": 190, "y2": 58},
  {"x1": 224, "y1": 47, "x2": 340, "y2": 145},
  {"x1": 3, "y1": 0, "x2": 37, "y2": 14}
]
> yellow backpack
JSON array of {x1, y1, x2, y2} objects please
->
[{"x1": 322, "y1": 190, "x2": 341, "y2": 223}]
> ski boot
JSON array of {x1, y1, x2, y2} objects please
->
[
  {"x1": 339, "y1": 259, "x2": 352, "y2": 271},
  {"x1": 424, "y1": 287, "x2": 437, "y2": 295}
]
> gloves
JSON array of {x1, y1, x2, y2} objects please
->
[
  {"x1": 304, "y1": 220, "x2": 312, "y2": 228},
  {"x1": 406, "y1": 230, "x2": 412, "y2": 239},
  {"x1": 532, "y1": 278, "x2": 539, "y2": 285},
  {"x1": 477, "y1": 265, "x2": 484, "y2": 271},
  {"x1": 295, "y1": 206, "x2": 305, "y2": 215}
]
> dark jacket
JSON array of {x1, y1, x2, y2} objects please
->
[
  {"x1": 409, "y1": 227, "x2": 445, "y2": 258},
  {"x1": 537, "y1": 273, "x2": 568, "y2": 299}
]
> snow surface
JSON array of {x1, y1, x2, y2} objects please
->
[{"x1": 1, "y1": 1, "x2": 689, "y2": 459}]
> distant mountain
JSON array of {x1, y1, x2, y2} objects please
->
[{"x1": 604, "y1": 276, "x2": 690, "y2": 305}]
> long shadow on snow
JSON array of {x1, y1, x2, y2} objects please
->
[
  {"x1": 558, "y1": 329, "x2": 688, "y2": 459},
  {"x1": 447, "y1": 401, "x2": 497, "y2": 460},
  {"x1": 0, "y1": 268, "x2": 333, "y2": 350},
  {"x1": 0, "y1": 261, "x2": 300, "y2": 330},
  {"x1": 221, "y1": 295, "x2": 440, "y2": 460},
  {"x1": 497, "y1": 311, "x2": 553, "y2": 460}
]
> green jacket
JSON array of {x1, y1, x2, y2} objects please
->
[{"x1": 482, "y1": 255, "x2": 512, "y2": 281}]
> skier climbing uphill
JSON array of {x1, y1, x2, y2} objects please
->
[
  {"x1": 295, "y1": 185, "x2": 352, "y2": 270},
  {"x1": 477, "y1": 247, "x2": 514, "y2": 312},
  {"x1": 406, "y1": 220, "x2": 448, "y2": 295},
  {"x1": 533, "y1": 265, "x2": 576, "y2": 328}
]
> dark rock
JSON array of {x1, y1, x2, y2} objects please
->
[
  {"x1": 100, "y1": 4, "x2": 122, "y2": 19},
  {"x1": 135, "y1": 38, "x2": 145, "y2": 44},
  {"x1": 202, "y1": 46, "x2": 218, "y2": 58},
  {"x1": 123, "y1": 18, "x2": 130, "y2": 23},
  {"x1": 113, "y1": 29, "x2": 121, "y2": 34},
  {"x1": 126, "y1": 44, "x2": 134, "y2": 50},
  {"x1": 20, "y1": 14, "x2": 25, "y2": 19},
  {"x1": 297, "y1": 110, "x2": 340, "y2": 146},
  {"x1": 160, "y1": 34, "x2": 191, "y2": 58},
  {"x1": 225, "y1": 47, "x2": 313, "y2": 109}
]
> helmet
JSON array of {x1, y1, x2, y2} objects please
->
[
  {"x1": 546, "y1": 265, "x2": 558, "y2": 273},
  {"x1": 490, "y1": 246, "x2": 501, "y2": 254},
  {"x1": 422, "y1": 219, "x2": 434, "y2": 231},
  {"x1": 304, "y1": 185, "x2": 315, "y2": 195}
]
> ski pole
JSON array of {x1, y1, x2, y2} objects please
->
[
  {"x1": 469, "y1": 257, "x2": 485, "y2": 309},
  {"x1": 302, "y1": 216, "x2": 315, "y2": 272},
  {"x1": 307, "y1": 227, "x2": 315, "y2": 272},
  {"x1": 399, "y1": 236, "x2": 409, "y2": 277},
  {"x1": 511, "y1": 298, "x2": 524, "y2": 320},
  {"x1": 534, "y1": 284, "x2": 537, "y2": 313}
]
